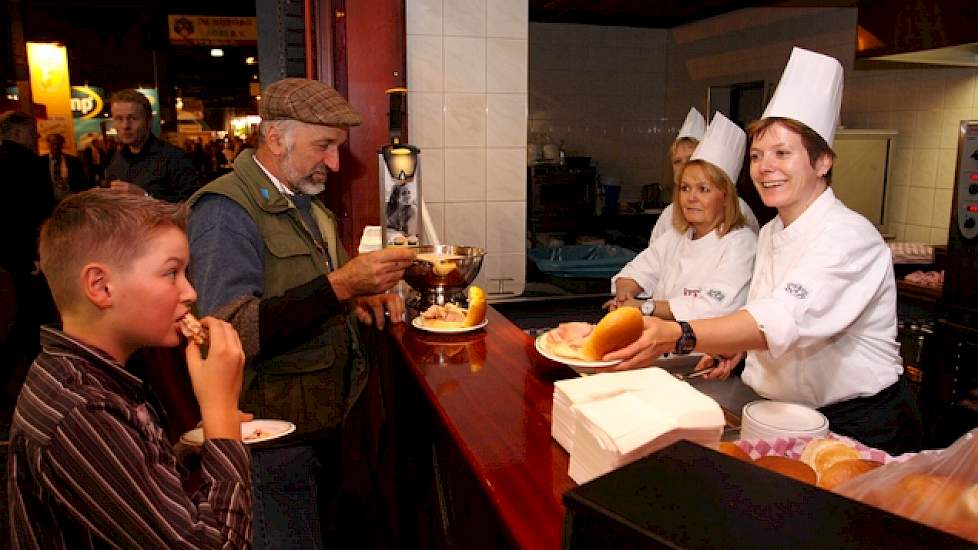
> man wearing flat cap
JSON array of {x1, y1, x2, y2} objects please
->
[{"x1": 187, "y1": 78, "x2": 415, "y2": 549}]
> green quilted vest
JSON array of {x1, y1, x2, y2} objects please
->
[{"x1": 188, "y1": 151, "x2": 367, "y2": 440}]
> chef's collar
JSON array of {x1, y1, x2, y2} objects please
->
[{"x1": 772, "y1": 187, "x2": 837, "y2": 246}]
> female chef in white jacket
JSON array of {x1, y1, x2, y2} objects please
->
[
  {"x1": 615, "y1": 109, "x2": 761, "y2": 307},
  {"x1": 607, "y1": 113, "x2": 757, "y2": 322},
  {"x1": 607, "y1": 48, "x2": 922, "y2": 455}
]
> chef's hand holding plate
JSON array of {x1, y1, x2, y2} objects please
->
[
  {"x1": 354, "y1": 293, "x2": 405, "y2": 329},
  {"x1": 185, "y1": 317, "x2": 246, "y2": 441},
  {"x1": 329, "y1": 247, "x2": 416, "y2": 300},
  {"x1": 604, "y1": 316, "x2": 680, "y2": 371},
  {"x1": 604, "y1": 277, "x2": 642, "y2": 310}
]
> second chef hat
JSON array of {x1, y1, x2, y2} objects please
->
[
  {"x1": 761, "y1": 47, "x2": 844, "y2": 145},
  {"x1": 690, "y1": 112, "x2": 746, "y2": 183},
  {"x1": 676, "y1": 107, "x2": 707, "y2": 141}
]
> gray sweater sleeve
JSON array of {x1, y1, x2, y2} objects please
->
[{"x1": 188, "y1": 194, "x2": 343, "y2": 357}]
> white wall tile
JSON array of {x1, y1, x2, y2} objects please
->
[
  {"x1": 486, "y1": 201, "x2": 526, "y2": 253},
  {"x1": 407, "y1": 0, "x2": 442, "y2": 36},
  {"x1": 444, "y1": 93, "x2": 487, "y2": 147},
  {"x1": 905, "y1": 187, "x2": 934, "y2": 226},
  {"x1": 422, "y1": 201, "x2": 446, "y2": 245},
  {"x1": 486, "y1": 148, "x2": 527, "y2": 201},
  {"x1": 444, "y1": 201, "x2": 486, "y2": 248},
  {"x1": 487, "y1": 0, "x2": 528, "y2": 39},
  {"x1": 941, "y1": 108, "x2": 973, "y2": 149},
  {"x1": 444, "y1": 37, "x2": 486, "y2": 92},
  {"x1": 487, "y1": 39, "x2": 528, "y2": 93},
  {"x1": 408, "y1": 92, "x2": 444, "y2": 148},
  {"x1": 929, "y1": 226, "x2": 949, "y2": 246},
  {"x1": 444, "y1": 0, "x2": 485, "y2": 37},
  {"x1": 419, "y1": 148, "x2": 445, "y2": 202},
  {"x1": 407, "y1": 36, "x2": 444, "y2": 92},
  {"x1": 444, "y1": 148, "x2": 487, "y2": 201},
  {"x1": 935, "y1": 148, "x2": 957, "y2": 189},
  {"x1": 904, "y1": 224, "x2": 931, "y2": 243},
  {"x1": 886, "y1": 184, "x2": 909, "y2": 224},
  {"x1": 487, "y1": 94, "x2": 527, "y2": 147},
  {"x1": 477, "y1": 252, "x2": 526, "y2": 295},
  {"x1": 944, "y1": 74, "x2": 976, "y2": 109},
  {"x1": 909, "y1": 149, "x2": 938, "y2": 188},
  {"x1": 931, "y1": 188, "x2": 953, "y2": 229}
]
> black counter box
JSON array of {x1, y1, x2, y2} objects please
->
[{"x1": 563, "y1": 440, "x2": 973, "y2": 549}]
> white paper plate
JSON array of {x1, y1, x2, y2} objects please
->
[
  {"x1": 180, "y1": 419, "x2": 296, "y2": 447},
  {"x1": 411, "y1": 316, "x2": 488, "y2": 333},
  {"x1": 741, "y1": 401, "x2": 828, "y2": 441},
  {"x1": 534, "y1": 332, "x2": 621, "y2": 371}
]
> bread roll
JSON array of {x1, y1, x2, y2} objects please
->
[
  {"x1": 179, "y1": 313, "x2": 207, "y2": 345},
  {"x1": 754, "y1": 456, "x2": 816, "y2": 485},
  {"x1": 579, "y1": 307, "x2": 644, "y2": 361},
  {"x1": 817, "y1": 459, "x2": 882, "y2": 490},
  {"x1": 717, "y1": 442, "x2": 752, "y2": 463},
  {"x1": 800, "y1": 438, "x2": 860, "y2": 480}
]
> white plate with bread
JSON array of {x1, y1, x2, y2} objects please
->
[
  {"x1": 412, "y1": 316, "x2": 488, "y2": 333},
  {"x1": 535, "y1": 332, "x2": 621, "y2": 370}
]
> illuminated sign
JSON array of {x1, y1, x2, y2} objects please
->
[
  {"x1": 27, "y1": 42, "x2": 76, "y2": 154},
  {"x1": 168, "y1": 15, "x2": 257, "y2": 46}
]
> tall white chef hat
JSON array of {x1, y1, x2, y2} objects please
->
[
  {"x1": 689, "y1": 112, "x2": 746, "y2": 183},
  {"x1": 761, "y1": 47, "x2": 844, "y2": 145},
  {"x1": 676, "y1": 107, "x2": 706, "y2": 141}
]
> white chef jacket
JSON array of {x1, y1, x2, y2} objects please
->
[
  {"x1": 612, "y1": 225, "x2": 757, "y2": 320},
  {"x1": 741, "y1": 187, "x2": 901, "y2": 408},
  {"x1": 649, "y1": 197, "x2": 760, "y2": 245}
]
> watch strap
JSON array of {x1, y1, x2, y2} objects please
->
[{"x1": 674, "y1": 321, "x2": 696, "y2": 355}]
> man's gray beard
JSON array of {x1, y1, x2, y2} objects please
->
[
  {"x1": 297, "y1": 181, "x2": 326, "y2": 195},
  {"x1": 281, "y1": 150, "x2": 327, "y2": 195}
]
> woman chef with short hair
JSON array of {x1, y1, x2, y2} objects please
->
[{"x1": 608, "y1": 48, "x2": 923, "y2": 455}]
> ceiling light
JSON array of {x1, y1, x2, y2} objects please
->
[
  {"x1": 245, "y1": 56, "x2": 256, "y2": 65},
  {"x1": 210, "y1": 48, "x2": 224, "y2": 58}
]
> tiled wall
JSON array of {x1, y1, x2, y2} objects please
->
[
  {"x1": 665, "y1": 7, "x2": 978, "y2": 245},
  {"x1": 528, "y1": 23, "x2": 669, "y2": 203},
  {"x1": 406, "y1": 0, "x2": 529, "y2": 296}
]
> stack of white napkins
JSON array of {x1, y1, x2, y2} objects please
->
[{"x1": 552, "y1": 368, "x2": 724, "y2": 484}]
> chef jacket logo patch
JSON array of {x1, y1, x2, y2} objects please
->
[
  {"x1": 707, "y1": 289, "x2": 725, "y2": 303},
  {"x1": 785, "y1": 282, "x2": 808, "y2": 299}
]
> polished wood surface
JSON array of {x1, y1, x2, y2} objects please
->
[{"x1": 390, "y1": 307, "x2": 579, "y2": 550}]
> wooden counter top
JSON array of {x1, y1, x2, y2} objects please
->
[
  {"x1": 389, "y1": 307, "x2": 576, "y2": 550},
  {"x1": 387, "y1": 306, "x2": 757, "y2": 549}
]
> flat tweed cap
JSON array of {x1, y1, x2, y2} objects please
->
[{"x1": 260, "y1": 78, "x2": 362, "y2": 127}]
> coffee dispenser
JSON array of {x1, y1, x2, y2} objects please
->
[{"x1": 378, "y1": 87, "x2": 422, "y2": 247}]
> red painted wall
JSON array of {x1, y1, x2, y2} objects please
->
[{"x1": 324, "y1": 0, "x2": 406, "y2": 253}]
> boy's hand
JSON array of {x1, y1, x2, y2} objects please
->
[{"x1": 185, "y1": 317, "x2": 245, "y2": 441}]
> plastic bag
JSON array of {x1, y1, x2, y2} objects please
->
[{"x1": 835, "y1": 428, "x2": 978, "y2": 543}]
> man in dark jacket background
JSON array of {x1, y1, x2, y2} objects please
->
[
  {"x1": 104, "y1": 89, "x2": 199, "y2": 202},
  {"x1": 40, "y1": 133, "x2": 92, "y2": 202}
]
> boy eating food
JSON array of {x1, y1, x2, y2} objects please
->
[{"x1": 7, "y1": 189, "x2": 252, "y2": 548}]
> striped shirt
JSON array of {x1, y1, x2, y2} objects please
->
[{"x1": 7, "y1": 327, "x2": 252, "y2": 549}]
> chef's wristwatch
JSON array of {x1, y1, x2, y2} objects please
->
[
  {"x1": 674, "y1": 321, "x2": 696, "y2": 355},
  {"x1": 640, "y1": 299, "x2": 655, "y2": 316}
]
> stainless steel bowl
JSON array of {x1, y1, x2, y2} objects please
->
[{"x1": 402, "y1": 245, "x2": 487, "y2": 307}]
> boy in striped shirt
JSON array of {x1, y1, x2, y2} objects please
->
[{"x1": 8, "y1": 189, "x2": 252, "y2": 549}]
